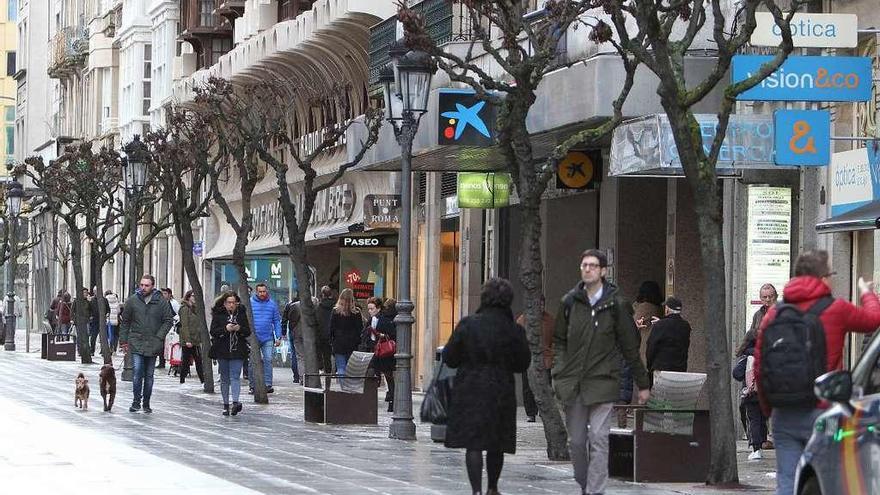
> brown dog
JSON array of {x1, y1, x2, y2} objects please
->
[
  {"x1": 74, "y1": 372, "x2": 89, "y2": 410},
  {"x1": 99, "y1": 364, "x2": 117, "y2": 412}
]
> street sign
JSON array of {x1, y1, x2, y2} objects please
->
[
  {"x1": 773, "y1": 110, "x2": 830, "y2": 166},
  {"x1": 364, "y1": 194, "x2": 401, "y2": 230},
  {"x1": 732, "y1": 56, "x2": 873, "y2": 102},
  {"x1": 751, "y1": 12, "x2": 858, "y2": 48},
  {"x1": 192, "y1": 241, "x2": 203, "y2": 257}
]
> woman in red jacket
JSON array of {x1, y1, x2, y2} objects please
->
[{"x1": 754, "y1": 249, "x2": 880, "y2": 495}]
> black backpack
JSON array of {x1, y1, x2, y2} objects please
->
[{"x1": 759, "y1": 297, "x2": 832, "y2": 408}]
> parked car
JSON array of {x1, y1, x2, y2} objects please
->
[{"x1": 796, "y1": 333, "x2": 880, "y2": 495}]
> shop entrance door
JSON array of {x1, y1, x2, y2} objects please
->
[{"x1": 439, "y1": 218, "x2": 461, "y2": 346}]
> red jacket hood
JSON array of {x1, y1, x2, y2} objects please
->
[{"x1": 782, "y1": 276, "x2": 831, "y2": 304}]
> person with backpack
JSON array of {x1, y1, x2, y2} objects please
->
[
  {"x1": 553, "y1": 249, "x2": 650, "y2": 495},
  {"x1": 755, "y1": 249, "x2": 880, "y2": 495}
]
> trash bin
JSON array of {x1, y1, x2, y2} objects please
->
[{"x1": 429, "y1": 346, "x2": 457, "y2": 443}]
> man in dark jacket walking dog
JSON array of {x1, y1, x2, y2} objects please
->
[
  {"x1": 553, "y1": 249, "x2": 650, "y2": 495},
  {"x1": 645, "y1": 296, "x2": 691, "y2": 384},
  {"x1": 119, "y1": 275, "x2": 175, "y2": 414}
]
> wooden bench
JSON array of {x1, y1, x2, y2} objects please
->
[
  {"x1": 609, "y1": 371, "x2": 709, "y2": 482},
  {"x1": 303, "y1": 351, "x2": 379, "y2": 425}
]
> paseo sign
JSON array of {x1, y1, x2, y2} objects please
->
[
  {"x1": 339, "y1": 236, "x2": 388, "y2": 248},
  {"x1": 751, "y1": 12, "x2": 858, "y2": 48},
  {"x1": 732, "y1": 56, "x2": 873, "y2": 102}
]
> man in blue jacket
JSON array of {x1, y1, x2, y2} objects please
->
[{"x1": 249, "y1": 283, "x2": 281, "y2": 394}]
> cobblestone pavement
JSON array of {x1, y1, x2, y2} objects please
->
[{"x1": 0, "y1": 333, "x2": 779, "y2": 494}]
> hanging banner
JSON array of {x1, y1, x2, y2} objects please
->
[
  {"x1": 745, "y1": 186, "x2": 792, "y2": 333},
  {"x1": 732, "y1": 56, "x2": 873, "y2": 102},
  {"x1": 751, "y1": 12, "x2": 858, "y2": 48},
  {"x1": 457, "y1": 173, "x2": 511, "y2": 208}
]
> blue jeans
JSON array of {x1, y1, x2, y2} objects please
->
[
  {"x1": 335, "y1": 353, "x2": 350, "y2": 376},
  {"x1": 248, "y1": 340, "x2": 275, "y2": 389},
  {"x1": 107, "y1": 323, "x2": 117, "y2": 349},
  {"x1": 770, "y1": 407, "x2": 821, "y2": 495},
  {"x1": 132, "y1": 354, "x2": 157, "y2": 406},
  {"x1": 218, "y1": 359, "x2": 243, "y2": 405}
]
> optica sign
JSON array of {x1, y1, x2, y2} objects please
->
[
  {"x1": 732, "y1": 55, "x2": 872, "y2": 102},
  {"x1": 751, "y1": 12, "x2": 858, "y2": 48},
  {"x1": 829, "y1": 146, "x2": 880, "y2": 216}
]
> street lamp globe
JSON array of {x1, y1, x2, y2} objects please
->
[
  {"x1": 396, "y1": 50, "x2": 434, "y2": 114},
  {"x1": 122, "y1": 134, "x2": 149, "y2": 194},
  {"x1": 6, "y1": 179, "x2": 23, "y2": 217},
  {"x1": 379, "y1": 64, "x2": 401, "y2": 122},
  {"x1": 388, "y1": 40, "x2": 408, "y2": 99}
]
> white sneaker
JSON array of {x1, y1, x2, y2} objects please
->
[{"x1": 748, "y1": 449, "x2": 764, "y2": 461}]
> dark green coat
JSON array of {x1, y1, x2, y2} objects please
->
[
  {"x1": 551, "y1": 281, "x2": 649, "y2": 407},
  {"x1": 119, "y1": 290, "x2": 175, "y2": 357},
  {"x1": 177, "y1": 304, "x2": 202, "y2": 346}
]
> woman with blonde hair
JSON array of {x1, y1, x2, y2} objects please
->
[{"x1": 329, "y1": 288, "x2": 363, "y2": 375}]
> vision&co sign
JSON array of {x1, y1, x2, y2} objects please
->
[{"x1": 732, "y1": 56, "x2": 872, "y2": 102}]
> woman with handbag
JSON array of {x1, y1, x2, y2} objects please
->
[
  {"x1": 209, "y1": 291, "x2": 251, "y2": 417},
  {"x1": 329, "y1": 289, "x2": 363, "y2": 376},
  {"x1": 360, "y1": 297, "x2": 397, "y2": 412},
  {"x1": 442, "y1": 278, "x2": 530, "y2": 495}
]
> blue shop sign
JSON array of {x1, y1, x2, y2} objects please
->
[
  {"x1": 732, "y1": 56, "x2": 872, "y2": 102},
  {"x1": 774, "y1": 110, "x2": 830, "y2": 166},
  {"x1": 661, "y1": 115, "x2": 775, "y2": 165}
]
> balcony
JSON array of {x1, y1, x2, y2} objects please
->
[
  {"x1": 369, "y1": 0, "x2": 490, "y2": 88},
  {"x1": 215, "y1": 0, "x2": 245, "y2": 23},
  {"x1": 48, "y1": 26, "x2": 90, "y2": 79}
]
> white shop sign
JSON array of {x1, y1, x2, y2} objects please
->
[
  {"x1": 830, "y1": 148, "x2": 873, "y2": 216},
  {"x1": 751, "y1": 12, "x2": 858, "y2": 48}
]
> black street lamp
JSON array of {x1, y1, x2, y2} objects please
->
[
  {"x1": 381, "y1": 43, "x2": 435, "y2": 441},
  {"x1": 120, "y1": 135, "x2": 149, "y2": 381},
  {"x1": 3, "y1": 172, "x2": 23, "y2": 351}
]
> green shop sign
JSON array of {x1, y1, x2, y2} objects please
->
[{"x1": 457, "y1": 173, "x2": 511, "y2": 208}]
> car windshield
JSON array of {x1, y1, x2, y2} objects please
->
[{"x1": 852, "y1": 331, "x2": 880, "y2": 396}]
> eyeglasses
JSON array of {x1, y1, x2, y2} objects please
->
[{"x1": 580, "y1": 263, "x2": 603, "y2": 270}]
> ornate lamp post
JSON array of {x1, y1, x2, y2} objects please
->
[
  {"x1": 3, "y1": 173, "x2": 23, "y2": 351},
  {"x1": 120, "y1": 135, "x2": 149, "y2": 381},
  {"x1": 381, "y1": 43, "x2": 435, "y2": 440}
]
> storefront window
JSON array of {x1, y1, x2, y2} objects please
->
[
  {"x1": 339, "y1": 249, "x2": 396, "y2": 301},
  {"x1": 213, "y1": 258, "x2": 311, "y2": 308},
  {"x1": 439, "y1": 219, "x2": 461, "y2": 345}
]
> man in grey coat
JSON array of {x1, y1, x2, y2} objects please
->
[{"x1": 119, "y1": 274, "x2": 174, "y2": 413}]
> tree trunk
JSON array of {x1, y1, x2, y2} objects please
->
[
  {"x1": 176, "y1": 222, "x2": 215, "y2": 393},
  {"x1": 94, "y1": 276, "x2": 112, "y2": 365},
  {"x1": 233, "y1": 244, "x2": 267, "y2": 404},
  {"x1": 290, "y1": 236, "x2": 320, "y2": 388},
  {"x1": 519, "y1": 199, "x2": 570, "y2": 461},
  {"x1": 664, "y1": 108, "x2": 739, "y2": 484},
  {"x1": 69, "y1": 230, "x2": 93, "y2": 364}
]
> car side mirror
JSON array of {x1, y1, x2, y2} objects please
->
[{"x1": 815, "y1": 370, "x2": 853, "y2": 405}]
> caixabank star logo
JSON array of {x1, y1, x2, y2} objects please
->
[{"x1": 438, "y1": 89, "x2": 496, "y2": 146}]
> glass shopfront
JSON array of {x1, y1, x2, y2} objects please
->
[
  {"x1": 212, "y1": 257, "x2": 313, "y2": 308},
  {"x1": 338, "y1": 235, "x2": 397, "y2": 302}
]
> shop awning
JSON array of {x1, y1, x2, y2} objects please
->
[{"x1": 816, "y1": 201, "x2": 880, "y2": 234}]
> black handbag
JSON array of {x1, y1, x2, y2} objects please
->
[{"x1": 420, "y1": 362, "x2": 454, "y2": 424}]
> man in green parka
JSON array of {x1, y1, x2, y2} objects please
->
[
  {"x1": 552, "y1": 249, "x2": 651, "y2": 495},
  {"x1": 119, "y1": 274, "x2": 174, "y2": 414}
]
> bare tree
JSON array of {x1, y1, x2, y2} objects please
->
[
  {"x1": 146, "y1": 107, "x2": 223, "y2": 393},
  {"x1": 597, "y1": 0, "x2": 802, "y2": 483},
  {"x1": 227, "y1": 76, "x2": 383, "y2": 388},
  {"x1": 195, "y1": 77, "x2": 272, "y2": 404},
  {"x1": 23, "y1": 143, "x2": 127, "y2": 364},
  {"x1": 398, "y1": 0, "x2": 639, "y2": 460}
]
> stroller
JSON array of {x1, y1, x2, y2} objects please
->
[{"x1": 165, "y1": 329, "x2": 183, "y2": 376}]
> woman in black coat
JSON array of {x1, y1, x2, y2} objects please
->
[
  {"x1": 328, "y1": 288, "x2": 364, "y2": 375},
  {"x1": 209, "y1": 291, "x2": 251, "y2": 416},
  {"x1": 360, "y1": 297, "x2": 397, "y2": 412},
  {"x1": 442, "y1": 278, "x2": 530, "y2": 495}
]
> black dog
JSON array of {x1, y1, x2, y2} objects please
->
[{"x1": 99, "y1": 364, "x2": 117, "y2": 412}]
